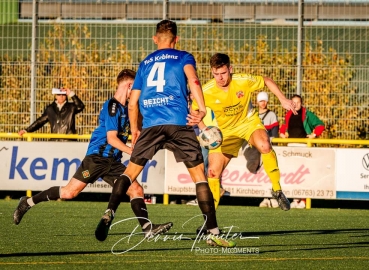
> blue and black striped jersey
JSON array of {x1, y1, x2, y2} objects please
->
[{"x1": 86, "y1": 98, "x2": 130, "y2": 161}]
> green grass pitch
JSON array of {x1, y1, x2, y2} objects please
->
[{"x1": 1, "y1": 200, "x2": 369, "y2": 269}]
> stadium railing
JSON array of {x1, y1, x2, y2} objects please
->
[
  {"x1": 1, "y1": 132, "x2": 368, "y2": 146},
  {"x1": 0, "y1": 133, "x2": 91, "y2": 141}
]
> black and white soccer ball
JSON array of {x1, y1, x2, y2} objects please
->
[{"x1": 199, "y1": 126, "x2": 223, "y2": 150}]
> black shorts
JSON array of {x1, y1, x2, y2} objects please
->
[
  {"x1": 73, "y1": 154, "x2": 126, "y2": 186},
  {"x1": 132, "y1": 125, "x2": 203, "y2": 163}
]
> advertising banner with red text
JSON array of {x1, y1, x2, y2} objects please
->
[{"x1": 164, "y1": 147, "x2": 336, "y2": 199}]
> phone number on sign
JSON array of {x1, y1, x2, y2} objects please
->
[{"x1": 292, "y1": 189, "x2": 334, "y2": 198}]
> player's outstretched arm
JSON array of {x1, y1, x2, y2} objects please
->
[
  {"x1": 184, "y1": 65, "x2": 206, "y2": 125},
  {"x1": 107, "y1": 130, "x2": 132, "y2": 155},
  {"x1": 184, "y1": 65, "x2": 206, "y2": 113},
  {"x1": 264, "y1": 77, "x2": 297, "y2": 115}
]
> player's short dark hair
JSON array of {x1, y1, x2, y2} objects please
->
[
  {"x1": 156, "y1": 20, "x2": 177, "y2": 40},
  {"x1": 116, "y1": 69, "x2": 136, "y2": 85},
  {"x1": 210, "y1": 53, "x2": 231, "y2": 69},
  {"x1": 291, "y1": 94, "x2": 303, "y2": 103}
]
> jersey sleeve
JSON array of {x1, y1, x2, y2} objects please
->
[
  {"x1": 104, "y1": 99, "x2": 120, "y2": 132},
  {"x1": 248, "y1": 75, "x2": 265, "y2": 92},
  {"x1": 182, "y1": 52, "x2": 196, "y2": 68},
  {"x1": 203, "y1": 107, "x2": 217, "y2": 126}
]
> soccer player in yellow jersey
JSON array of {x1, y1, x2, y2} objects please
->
[{"x1": 192, "y1": 53, "x2": 297, "y2": 211}]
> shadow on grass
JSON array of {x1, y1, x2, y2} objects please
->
[
  {"x1": 55, "y1": 228, "x2": 369, "y2": 239},
  {"x1": 3, "y1": 229, "x2": 368, "y2": 258},
  {"x1": 256, "y1": 242, "x2": 369, "y2": 255},
  {"x1": 0, "y1": 246, "x2": 191, "y2": 258},
  {"x1": 238, "y1": 228, "x2": 369, "y2": 237}
]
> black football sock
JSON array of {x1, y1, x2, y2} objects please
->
[
  {"x1": 196, "y1": 182, "x2": 218, "y2": 231},
  {"x1": 30, "y1": 186, "x2": 60, "y2": 205},
  {"x1": 130, "y1": 197, "x2": 149, "y2": 228},
  {"x1": 107, "y1": 174, "x2": 131, "y2": 213}
]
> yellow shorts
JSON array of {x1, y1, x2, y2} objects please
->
[{"x1": 210, "y1": 110, "x2": 266, "y2": 157}]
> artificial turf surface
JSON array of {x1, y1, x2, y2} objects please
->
[{"x1": 1, "y1": 199, "x2": 369, "y2": 269}]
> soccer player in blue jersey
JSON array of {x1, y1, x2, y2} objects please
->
[
  {"x1": 13, "y1": 69, "x2": 171, "y2": 241},
  {"x1": 96, "y1": 20, "x2": 236, "y2": 248}
]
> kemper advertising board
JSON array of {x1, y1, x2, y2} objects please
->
[
  {"x1": 165, "y1": 146, "x2": 336, "y2": 199},
  {"x1": 0, "y1": 142, "x2": 165, "y2": 194}
]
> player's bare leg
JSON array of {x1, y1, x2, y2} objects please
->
[{"x1": 14, "y1": 178, "x2": 87, "y2": 225}]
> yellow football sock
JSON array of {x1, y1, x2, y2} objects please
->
[
  {"x1": 261, "y1": 150, "x2": 281, "y2": 191},
  {"x1": 208, "y1": 178, "x2": 220, "y2": 209}
]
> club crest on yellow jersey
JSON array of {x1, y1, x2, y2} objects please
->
[{"x1": 236, "y1": 91, "x2": 244, "y2": 98}]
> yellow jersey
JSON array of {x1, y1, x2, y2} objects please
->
[
  {"x1": 193, "y1": 74, "x2": 266, "y2": 156},
  {"x1": 203, "y1": 107, "x2": 217, "y2": 127},
  {"x1": 193, "y1": 74, "x2": 264, "y2": 131}
]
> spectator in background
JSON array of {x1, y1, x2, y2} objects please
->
[
  {"x1": 280, "y1": 94, "x2": 324, "y2": 141},
  {"x1": 256, "y1": 92, "x2": 279, "y2": 140},
  {"x1": 280, "y1": 94, "x2": 325, "y2": 208},
  {"x1": 255, "y1": 91, "x2": 280, "y2": 208},
  {"x1": 18, "y1": 88, "x2": 85, "y2": 141}
]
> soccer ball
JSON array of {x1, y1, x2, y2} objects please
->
[{"x1": 199, "y1": 126, "x2": 223, "y2": 150}]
